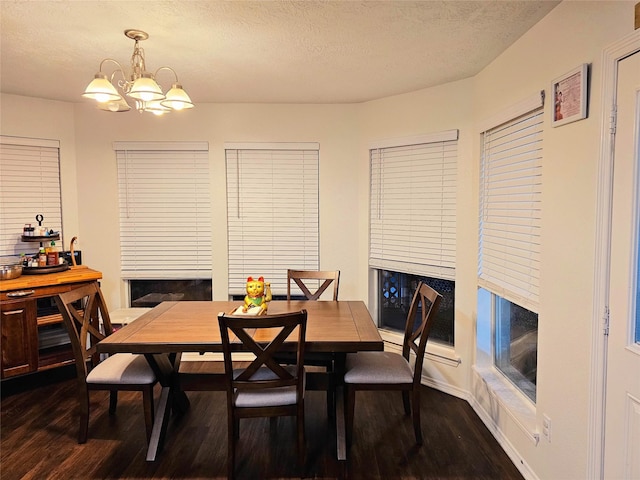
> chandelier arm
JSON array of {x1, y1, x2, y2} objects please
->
[
  {"x1": 153, "y1": 66, "x2": 180, "y2": 85},
  {"x1": 98, "y1": 58, "x2": 129, "y2": 89}
]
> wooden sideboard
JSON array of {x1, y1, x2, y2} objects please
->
[{"x1": 0, "y1": 267, "x2": 102, "y2": 379}]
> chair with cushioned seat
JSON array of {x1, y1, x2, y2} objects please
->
[
  {"x1": 283, "y1": 269, "x2": 340, "y2": 414},
  {"x1": 218, "y1": 309, "x2": 307, "y2": 480},
  {"x1": 55, "y1": 282, "x2": 156, "y2": 444},
  {"x1": 344, "y1": 281, "x2": 442, "y2": 447}
]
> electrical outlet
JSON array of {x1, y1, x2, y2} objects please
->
[{"x1": 542, "y1": 414, "x2": 551, "y2": 442}]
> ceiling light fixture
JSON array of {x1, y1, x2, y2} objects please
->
[{"x1": 82, "y1": 29, "x2": 194, "y2": 115}]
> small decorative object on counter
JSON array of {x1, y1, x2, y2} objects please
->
[{"x1": 234, "y1": 276, "x2": 272, "y2": 316}]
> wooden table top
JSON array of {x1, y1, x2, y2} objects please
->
[{"x1": 98, "y1": 300, "x2": 383, "y2": 355}]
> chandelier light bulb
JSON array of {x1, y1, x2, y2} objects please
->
[{"x1": 96, "y1": 93, "x2": 113, "y2": 103}]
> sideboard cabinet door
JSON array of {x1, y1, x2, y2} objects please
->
[{"x1": 1, "y1": 299, "x2": 38, "y2": 378}]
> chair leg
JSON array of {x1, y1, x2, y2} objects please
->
[
  {"x1": 297, "y1": 401, "x2": 306, "y2": 475},
  {"x1": 412, "y1": 388, "x2": 423, "y2": 445},
  {"x1": 402, "y1": 390, "x2": 411, "y2": 415},
  {"x1": 142, "y1": 385, "x2": 155, "y2": 444},
  {"x1": 109, "y1": 390, "x2": 118, "y2": 415},
  {"x1": 228, "y1": 413, "x2": 236, "y2": 480},
  {"x1": 78, "y1": 387, "x2": 90, "y2": 444},
  {"x1": 345, "y1": 385, "x2": 355, "y2": 450}
]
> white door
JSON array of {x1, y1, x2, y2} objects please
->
[{"x1": 605, "y1": 50, "x2": 640, "y2": 479}]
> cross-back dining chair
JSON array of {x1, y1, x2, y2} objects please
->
[
  {"x1": 287, "y1": 269, "x2": 340, "y2": 301},
  {"x1": 343, "y1": 281, "x2": 442, "y2": 448},
  {"x1": 283, "y1": 269, "x2": 340, "y2": 414},
  {"x1": 55, "y1": 282, "x2": 156, "y2": 444},
  {"x1": 218, "y1": 310, "x2": 308, "y2": 480}
]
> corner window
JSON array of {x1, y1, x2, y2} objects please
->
[
  {"x1": 478, "y1": 94, "x2": 543, "y2": 403},
  {"x1": 369, "y1": 130, "x2": 458, "y2": 346}
]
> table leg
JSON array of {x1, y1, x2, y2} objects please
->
[
  {"x1": 333, "y1": 353, "x2": 348, "y2": 473},
  {"x1": 144, "y1": 353, "x2": 190, "y2": 461}
]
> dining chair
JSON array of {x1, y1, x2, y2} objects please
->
[
  {"x1": 218, "y1": 310, "x2": 307, "y2": 480},
  {"x1": 284, "y1": 269, "x2": 340, "y2": 414},
  {"x1": 344, "y1": 281, "x2": 442, "y2": 447},
  {"x1": 287, "y1": 269, "x2": 340, "y2": 301},
  {"x1": 54, "y1": 282, "x2": 156, "y2": 444}
]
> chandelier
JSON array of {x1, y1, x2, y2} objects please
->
[{"x1": 82, "y1": 29, "x2": 194, "y2": 115}]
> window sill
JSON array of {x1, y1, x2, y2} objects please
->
[
  {"x1": 472, "y1": 365, "x2": 539, "y2": 445},
  {"x1": 379, "y1": 329, "x2": 461, "y2": 367}
]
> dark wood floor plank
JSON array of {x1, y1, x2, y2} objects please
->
[{"x1": 1, "y1": 375, "x2": 524, "y2": 480}]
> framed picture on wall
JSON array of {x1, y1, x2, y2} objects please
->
[{"x1": 551, "y1": 63, "x2": 589, "y2": 127}]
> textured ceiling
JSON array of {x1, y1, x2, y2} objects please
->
[{"x1": 0, "y1": 0, "x2": 559, "y2": 104}]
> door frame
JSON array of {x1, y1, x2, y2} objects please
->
[{"x1": 590, "y1": 29, "x2": 640, "y2": 479}]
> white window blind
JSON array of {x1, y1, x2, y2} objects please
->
[
  {"x1": 0, "y1": 136, "x2": 62, "y2": 257},
  {"x1": 369, "y1": 130, "x2": 458, "y2": 280},
  {"x1": 226, "y1": 143, "x2": 319, "y2": 296},
  {"x1": 114, "y1": 142, "x2": 211, "y2": 279},
  {"x1": 479, "y1": 100, "x2": 543, "y2": 312}
]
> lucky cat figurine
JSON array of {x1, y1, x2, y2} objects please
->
[{"x1": 243, "y1": 276, "x2": 272, "y2": 314}]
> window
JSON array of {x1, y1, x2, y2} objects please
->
[
  {"x1": 369, "y1": 131, "x2": 458, "y2": 344},
  {"x1": 478, "y1": 92, "x2": 544, "y2": 403},
  {"x1": 0, "y1": 136, "x2": 62, "y2": 257},
  {"x1": 379, "y1": 270, "x2": 454, "y2": 346},
  {"x1": 225, "y1": 143, "x2": 319, "y2": 296},
  {"x1": 114, "y1": 142, "x2": 211, "y2": 280}
]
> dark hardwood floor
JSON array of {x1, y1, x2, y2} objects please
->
[{"x1": 1, "y1": 367, "x2": 524, "y2": 480}]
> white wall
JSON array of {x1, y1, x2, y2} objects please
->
[
  {"x1": 470, "y1": 2, "x2": 634, "y2": 479},
  {"x1": 0, "y1": 1, "x2": 636, "y2": 478}
]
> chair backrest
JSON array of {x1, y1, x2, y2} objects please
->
[
  {"x1": 217, "y1": 310, "x2": 307, "y2": 399},
  {"x1": 287, "y1": 269, "x2": 340, "y2": 301},
  {"x1": 55, "y1": 282, "x2": 114, "y2": 379},
  {"x1": 403, "y1": 282, "x2": 442, "y2": 383}
]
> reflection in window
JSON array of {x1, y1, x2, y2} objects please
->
[
  {"x1": 494, "y1": 296, "x2": 538, "y2": 402},
  {"x1": 378, "y1": 270, "x2": 454, "y2": 346},
  {"x1": 129, "y1": 279, "x2": 212, "y2": 308}
]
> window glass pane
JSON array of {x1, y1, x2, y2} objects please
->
[
  {"x1": 494, "y1": 296, "x2": 538, "y2": 402},
  {"x1": 476, "y1": 288, "x2": 492, "y2": 362},
  {"x1": 378, "y1": 269, "x2": 454, "y2": 346},
  {"x1": 129, "y1": 279, "x2": 212, "y2": 307}
]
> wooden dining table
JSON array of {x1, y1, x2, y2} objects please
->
[{"x1": 97, "y1": 300, "x2": 383, "y2": 467}]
